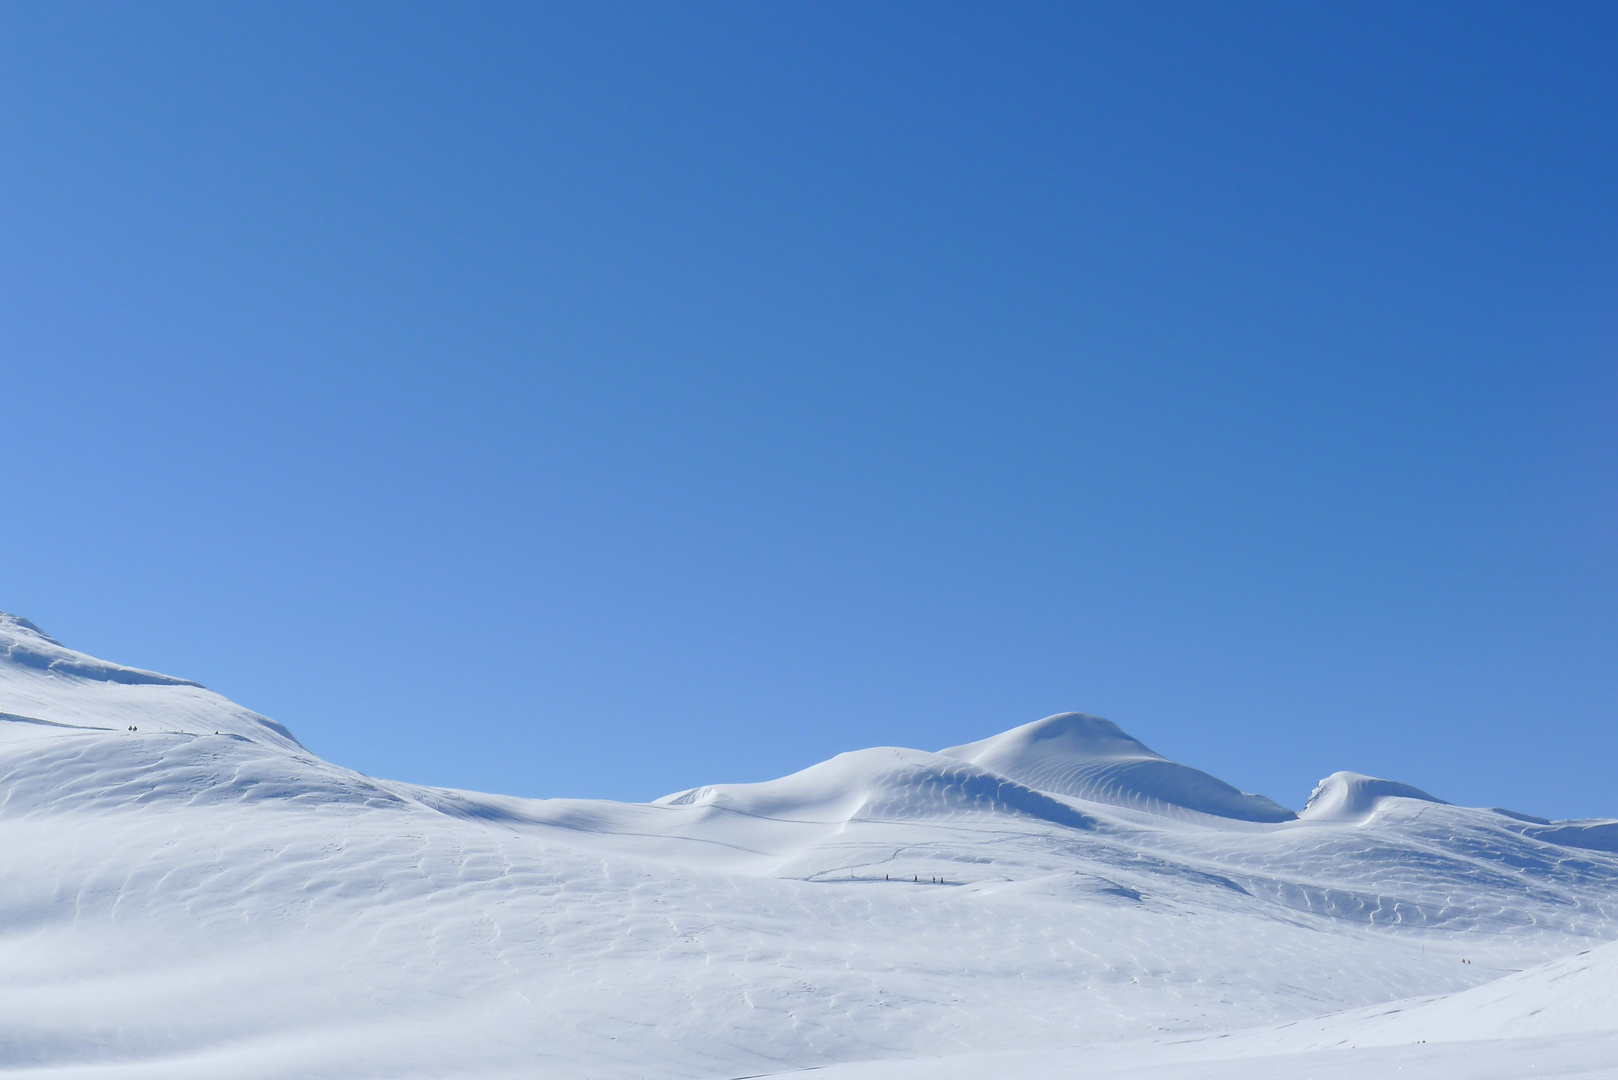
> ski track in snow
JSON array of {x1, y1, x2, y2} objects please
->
[{"x1": 0, "y1": 613, "x2": 1614, "y2": 1079}]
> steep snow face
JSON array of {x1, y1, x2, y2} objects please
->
[
  {"x1": 1299, "y1": 771, "x2": 1446, "y2": 822},
  {"x1": 2, "y1": 614, "x2": 1617, "y2": 1080},
  {"x1": 941, "y1": 712, "x2": 1296, "y2": 822}
]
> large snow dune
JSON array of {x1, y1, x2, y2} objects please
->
[{"x1": 1, "y1": 613, "x2": 1614, "y2": 1079}]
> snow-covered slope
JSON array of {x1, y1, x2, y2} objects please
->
[
  {"x1": 794, "y1": 928, "x2": 1618, "y2": 1080},
  {"x1": 1, "y1": 613, "x2": 1614, "y2": 1080}
]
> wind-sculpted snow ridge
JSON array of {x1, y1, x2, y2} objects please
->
[
  {"x1": 1298, "y1": 770, "x2": 1446, "y2": 822},
  {"x1": 942, "y1": 712, "x2": 1297, "y2": 822},
  {"x1": 1, "y1": 612, "x2": 1616, "y2": 1080}
]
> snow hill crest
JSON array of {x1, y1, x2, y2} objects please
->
[{"x1": 940, "y1": 711, "x2": 1298, "y2": 822}]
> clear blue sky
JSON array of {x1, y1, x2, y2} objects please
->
[{"x1": 2, "y1": 3, "x2": 1613, "y2": 817}]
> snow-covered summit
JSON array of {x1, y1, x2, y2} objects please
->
[{"x1": 941, "y1": 711, "x2": 1297, "y2": 822}]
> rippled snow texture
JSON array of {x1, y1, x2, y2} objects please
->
[{"x1": 1, "y1": 615, "x2": 1614, "y2": 1079}]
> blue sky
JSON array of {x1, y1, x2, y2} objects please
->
[{"x1": 2, "y1": 3, "x2": 1613, "y2": 817}]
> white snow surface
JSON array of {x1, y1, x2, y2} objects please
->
[{"x1": 1, "y1": 612, "x2": 1615, "y2": 1079}]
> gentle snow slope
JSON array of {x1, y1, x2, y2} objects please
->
[
  {"x1": 791, "y1": 937, "x2": 1618, "y2": 1079},
  {"x1": 1, "y1": 612, "x2": 1614, "y2": 1080}
]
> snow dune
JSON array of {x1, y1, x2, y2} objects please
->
[{"x1": 1, "y1": 612, "x2": 1614, "y2": 1079}]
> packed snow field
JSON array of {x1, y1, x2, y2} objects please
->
[{"x1": 1, "y1": 613, "x2": 1614, "y2": 1079}]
